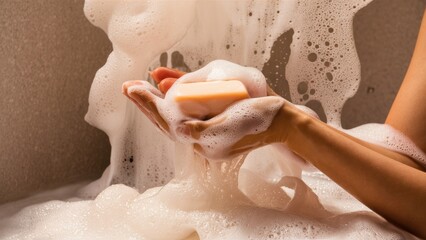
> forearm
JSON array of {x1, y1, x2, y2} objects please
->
[
  {"x1": 386, "y1": 9, "x2": 426, "y2": 151},
  {"x1": 281, "y1": 104, "x2": 426, "y2": 238}
]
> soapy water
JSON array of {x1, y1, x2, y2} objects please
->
[{"x1": 1, "y1": 0, "x2": 425, "y2": 239}]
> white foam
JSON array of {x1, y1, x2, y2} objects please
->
[
  {"x1": 0, "y1": 0, "x2": 424, "y2": 239},
  {"x1": 343, "y1": 123, "x2": 426, "y2": 168}
]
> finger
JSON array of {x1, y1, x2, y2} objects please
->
[
  {"x1": 158, "y1": 77, "x2": 178, "y2": 94},
  {"x1": 150, "y1": 67, "x2": 186, "y2": 84},
  {"x1": 123, "y1": 81, "x2": 159, "y2": 119},
  {"x1": 182, "y1": 120, "x2": 209, "y2": 140},
  {"x1": 124, "y1": 82, "x2": 159, "y2": 115},
  {"x1": 182, "y1": 96, "x2": 283, "y2": 139},
  {"x1": 123, "y1": 80, "x2": 163, "y2": 98},
  {"x1": 122, "y1": 80, "x2": 143, "y2": 99},
  {"x1": 124, "y1": 82, "x2": 170, "y2": 133},
  {"x1": 130, "y1": 94, "x2": 169, "y2": 133},
  {"x1": 182, "y1": 113, "x2": 228, "y2": 138}
]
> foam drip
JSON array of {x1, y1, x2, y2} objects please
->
[
  {"x1": 0, "y1": 0, "x2": 425, "y2": 239},
  {"x1": 286, "y1": 1, "x2": 371, "y2": 126}
]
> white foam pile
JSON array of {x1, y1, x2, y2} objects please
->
[{"x1": 0, "y1": 0, "x2": 424, "y2": 239}]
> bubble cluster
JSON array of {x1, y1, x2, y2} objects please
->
[
  {"x1": 0, "y1": 0, "x2": 424, "y2": 239},
  {"x1": 343, "y1": 123, "x2": 426, "y2": 166}
]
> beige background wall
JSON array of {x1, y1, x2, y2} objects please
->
[
  {"x1": 0, "y1": 0, "x2": 111, "y2": 203},
  {"x1": 345, "y1": 0, "x2": 425, "y2": 128},
  {"x1": 0, "y1": 0, "x2": 424, "y2": 203}
]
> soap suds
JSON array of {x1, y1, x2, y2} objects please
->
[{"x1": 0, "y1": 0, "x2": 424, "y2": 239}]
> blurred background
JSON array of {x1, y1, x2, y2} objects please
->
[{"x1": 0, "y1": 0, "x2": 425, "y2": 203}]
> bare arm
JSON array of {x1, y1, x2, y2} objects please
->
[
  {"x1": 275, "y1": 9, "x2": 426, "y2": 238},
  {"x1": 280, "y1": 104, "x2": 426, "y2": 238},
  {"x1": 123, "y1": 10, "x2": 426, "y2": 237},
  {"x1": 386, "y1": 9, "x2": 426, "y2": 153}
]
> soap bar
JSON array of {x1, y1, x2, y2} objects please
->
[{"x1": 174, "y1": 80, "x2": 250, "y2": 119}]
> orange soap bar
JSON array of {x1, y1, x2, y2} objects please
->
[{"x1": 174, "y1": 80, "x2": 250, "y2": 119}]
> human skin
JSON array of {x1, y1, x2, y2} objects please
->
[{"x1": 123, "y1": 9, "x2": 426, "y2": 238}]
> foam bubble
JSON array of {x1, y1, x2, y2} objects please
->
[
  {"x1": 343, "y1": 123, "x2": 426, "y2": 168},
  {"x1": 0, "y1": 0, "x2": 423, "y2": 239}
]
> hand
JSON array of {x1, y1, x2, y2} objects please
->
[
  {"x1": 182, "y1": 96, "x2": 286, "y2": 159},
  {"x1": 123, "y1": 64, "x2": 287, "y2": 160}
]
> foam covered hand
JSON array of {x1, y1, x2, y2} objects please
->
[{"x1": 123, "y1": 60, "x2": 286, "y2": 159}]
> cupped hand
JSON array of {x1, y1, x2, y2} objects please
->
[
  {"x1": 182, "y1": 96, "x2": 286, "y2": 159},
  {"x1": 123, "y1": 65, "x2": 287, "y2": 160}
]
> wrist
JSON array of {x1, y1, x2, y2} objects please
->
[{"x1": 275, "y1": 103, "x2": 314, "y2": 146}]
